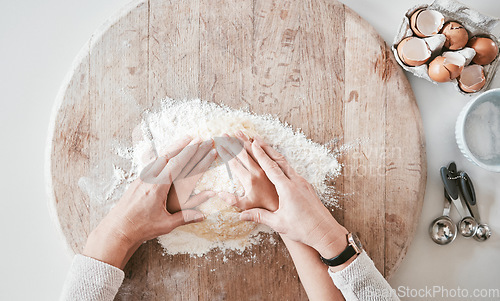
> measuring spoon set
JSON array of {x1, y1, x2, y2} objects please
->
[{"x1": 429, "y1": 162, "x2": 492, "y2": 245}]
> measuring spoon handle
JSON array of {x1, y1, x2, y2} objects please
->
[
  {"x1": 459, "y1": 172, "x2": 481, "y2": 222},
  {"x1": 441, "y1": 165, "x2": 458, "y2": 199},
  {"x1": 443, "y1": 188, "x2": 452, "y2": 217}
]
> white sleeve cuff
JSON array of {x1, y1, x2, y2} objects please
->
[
  {"x1": 327, "y1": 252, "x2": 399, "y2": 301},
  {"x1": 60, "y1": 254, "x2": 125, "y2": 301}
]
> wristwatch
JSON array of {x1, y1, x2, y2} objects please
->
[{"x1": 320, "y1": 233, "x2": 363, "y2": 267}]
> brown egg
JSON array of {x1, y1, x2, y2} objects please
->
[
  {"x1": 428, "y1": 56, "x2": 451, "y2": 82},
  {"x1": 458, "y1": 65, "x2": 486, "y2": 93},
  {"x1": 397, "y1": 37, "x2": 431, "y2": 66},
  {"x1": 467, "y1": 37, "x2": 499, "y2": 65},
  {"x1": 440, "y1": 22, "x2": 468, "y2": 50},
  {"x1": 410, "y1": 9, "x2": 444, "y2": 37}
]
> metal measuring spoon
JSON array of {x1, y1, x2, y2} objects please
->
[
  {"x1": 441, "y1": 163, "x2": 478, "y2": 237},
  {"x1": 459, "y1": 216, "x2": 478, "y2": 238},
  {"x1": 459, "y1": 172, "x2": 492, "y2": 242},
  {"x1": 429, "y1": 189, "x2": 457, "y2": 245}
]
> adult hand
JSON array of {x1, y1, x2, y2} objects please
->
[
  {"x1": 215, "y1": 132, "x2": 279, "y2": 212},
  {"x1": 83, "y1": 136, "x2": 213, "y2": 269},
  {"x1": 167, "y1": 139, "x2": 217, "y2": 213},
  {"x1": 238, "y1": 137, "x2": 348, "y2": 259}
]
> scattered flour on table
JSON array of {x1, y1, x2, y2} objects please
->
[{"x1": 81, "y1": 98, "x2": 342, "y2": 257}]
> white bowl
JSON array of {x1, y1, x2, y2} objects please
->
[{"x1": 456, "y1": 88, "x2": 500, "y2": 172}]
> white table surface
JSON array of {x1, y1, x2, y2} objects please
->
[{"x1": 1, "y1": 0, "x2": 499, "y2": 300}]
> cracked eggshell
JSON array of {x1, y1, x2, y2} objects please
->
[
  {"x1": 458, "y1": 65, "x2": 486, "y2": 93},
  {"x1": 428, "y1": 56, "x2": 451, "y2": 82},
  {"x1": 443, "y1": 51, "x2": 466, "y2": 78},
  {"x1": 428, "y1": 51, "x2": 467, "y2": 82},
  {"x1": 410, "y1": 9, "x2": 445, "y2": 37},
  {"x1": 441, "y1": 21, "x2": 469, "y2": 50},
  {"x1": 397, "y1": 37, "x2": 431, "y2": 66}
]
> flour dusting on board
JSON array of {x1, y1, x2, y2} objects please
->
[{"x1": 79, "y1": 99, "x2": 341, "y2": 257}]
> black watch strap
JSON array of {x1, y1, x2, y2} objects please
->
[{"x1": 320, "y1": 244, "x2": 357, "y2": 267}]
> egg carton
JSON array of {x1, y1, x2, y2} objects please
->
[{"x1": 392, "y1": 0, "x2": 500, "y2": 95}]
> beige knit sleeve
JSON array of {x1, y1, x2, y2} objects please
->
[
  {"x1": 60, "y1": 254, "x2": 125, "y2": 301},
  {"x1": 327, "y1": 252, "x2": 400, "y2": 301}
]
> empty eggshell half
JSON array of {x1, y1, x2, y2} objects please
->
[
  {"x1": 458, "y1": 65, "x2": 486, "y2": 93},
  {"x1": 410, "y1": 9, "x2": 445, "y2": 37},
  {"x1": 441, "y1": 21, "x2": 469, "y2": 50},
  {"x1": 397, "y1": 37, "x2": 431, "y2": 66}
]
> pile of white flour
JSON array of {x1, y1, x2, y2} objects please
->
[
  {"x1": 81, "y1": 99, "x2": 341, "y2": 257},
  {"x1": 464, "y1": 100, "x2": 500, "y2": 163}
]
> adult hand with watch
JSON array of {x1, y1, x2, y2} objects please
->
[
  {"x1": 217, "y1": 133, "x2": 355, "y2": 300},
  {"x1": 231, "y1": 135, "x2": 357, "y2": 268},
  {"x1": 222, "y1": 134, "x2": 398, "y2": 301}
]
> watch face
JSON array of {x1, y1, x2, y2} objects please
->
[{"x1": 349, "y1": 233, "x2": 363, "y2": 252}]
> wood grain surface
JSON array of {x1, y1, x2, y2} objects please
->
[{"x1": 48, "y1": 0, "x2": 426, "y2": 299}]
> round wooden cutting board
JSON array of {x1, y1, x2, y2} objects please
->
[{"x1": 48, "y1": 0, "x2": 426, "y2": 299}]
